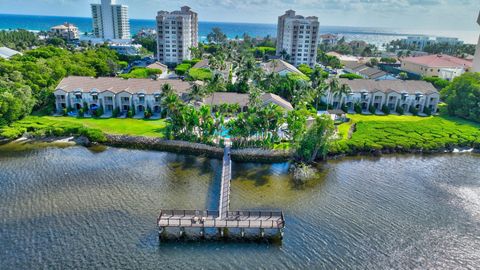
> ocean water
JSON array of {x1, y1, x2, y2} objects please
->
[{"x1": 0, "y1": 13, "x2": 477, "y2": 46}]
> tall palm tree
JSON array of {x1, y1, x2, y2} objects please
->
[
  {"x1": 327, "y1": 78, "x2": 340, "y2": 109},
  {"x1": 336, "y1": 83, "x2": 351, "y2": 109}
]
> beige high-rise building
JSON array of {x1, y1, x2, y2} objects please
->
[
  {"x1": 91, "y1": 0, "x2": 130, "y2": 40},
  {"x1": 276, "y1": 10, "x2": 319, "y2": 67},
  {"x1": 156, "y1": 6, "x2": 198, "y2": 65},
  {"x1": 473, "y1": 11, "x2": 480, "y2": 72}
]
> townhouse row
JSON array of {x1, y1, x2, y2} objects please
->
[
  {"x1": 54, "y1": 76, "x2": 194, "y2": 117},
  {"x1": 328, "y1": 79, "x2": 440, "y2": 114}
]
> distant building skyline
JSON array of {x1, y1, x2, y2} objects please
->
[{"x1": 0, "y1": 0, "x2": 477, "y2": 32}]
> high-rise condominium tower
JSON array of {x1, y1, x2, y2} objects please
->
[
  {"x1": 276, "y1": 10, "x2": 319, "y2": 67},
  {"x1": 156, "y1": 6, "x2": 198, "y2": 65},
  {"x1": 91, "y1": 0, "x2": 130, "y2": 40}
]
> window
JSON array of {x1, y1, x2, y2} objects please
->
[
  {"x1": 139, "y1": 96, "x2": 145, "y2": 103},
  {"x1": 92, "y1": 95, "x2": 98, "y2": 101}
]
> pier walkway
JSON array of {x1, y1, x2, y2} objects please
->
[{"x1": 157, "y1": 142, "x2": 285, "y2": 238}]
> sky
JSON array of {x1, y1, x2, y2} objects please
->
[{"x1": 0, "y1": 0, "x2": 478, "y2": 31}]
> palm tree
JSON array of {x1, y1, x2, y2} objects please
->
[
  {"x1": 327, "y1": 78, "x2": 340, "y2": 109},
  {"x1": 336, "y1": 83, "x2": 351, "y2": 109}
]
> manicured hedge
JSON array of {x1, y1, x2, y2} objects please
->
[
  {"x1": 175, "y1": 63, "x2": 192, "y2": 75},
  {"x1": 188, "y1": 68, "x2": 213, "y2": 81},
  {"x1": 339, "y1": 73, "x2": 364, "y2": 80},
  {"x1": 120, "y1": 67, "x2": 162, "y2": 79}
]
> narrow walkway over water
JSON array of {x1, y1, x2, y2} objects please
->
[{"x1": 157, "y1": 142, "x2": 285, "y2": 238}]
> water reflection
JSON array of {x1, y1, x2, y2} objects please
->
[{"x1": 0, "y1": 143, "x2": 479, "y2": 269}]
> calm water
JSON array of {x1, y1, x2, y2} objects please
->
[
  {"x1": 0, "y1": 13, "x2": 478, "y2": 46},
  {"x1": 0, "y1": 142, "x2": 479, "y2": 269}
]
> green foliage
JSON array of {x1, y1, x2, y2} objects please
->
[
  {"x1": 381, "y1": 104, "x2": 390, "y2": 115},
  {"x1": 298, "y1": 64, "x2": 313, "y2": 76},
  {"x1": 0, "y1": 30, "x2": 42, "y2": 51},
  {"x1": 354, "y1": 103, "x2": 362, "y2": 114},
  {"x1": 127, "y1": 110, "x2": 133, "y2": 118},
  {"x1": 441, "y1": 73, "x2": 480, "y2": 123},
  {"x1": 296, "y1": 115, "x2": 334, "y2": 162},
  {"x1": 330, "y1": 116, "x2": 480, "y2": 154},
  {"x1": 0, "y1": 116, "x2": 106, "y2": 142},
  {"x1": 409, "y1": 106, "x2": 418, "y2": 116},
  {"x1": 399, "y1": 72, "x2": 409, "y2": 80},
  {"x1": 369, "y1": 105, "x2": 376, "y2": 114},
  {"x1": 207, "y1": 27, "x2": 228, "y2": 44},
  {"x1": 317, "y1": 50, "x2": 342, "y2": 69},
  {"x1": 380, "y1": 57, "x2": 397, "y2": 64},
  {"x1": 423, "y1": 76, "x2": 450, "y2": 90},
  {"x1": 250, "y1": 47, "x2": 276, "y2": 58},
  {"x1": 120, "y1": 67, "x2": 162, "y2": 79},
  {"x1": 396, "y1": 105, "x2": 405, "y2": 115},
  {"x1": 287, "y1": 72, "x2": 310, "y2": 81},
  {"x1": 133, "y1": 35, "x2": 157, "y2": 54},
  {"x1": 0, "y1": 45, "x2": 123, "y2": 117},
  {"x1": 339, "y1": 73, "x2": 363, "y2": 80},
  {"x1": 188, "y1": 68, "x2": 213, "y2": 81},
  {"x1": 0, "y1": 75, "x2": 35, "y2": 125},
  {"x1": 423, "y1": 107, "x2": 432, "y2": 116},
  {"x1": 175, "y1": 63, "x2": 192, "y2": 75},
  {"x1": 182, "y1": 59, "x2": 201, "y2": 66}
]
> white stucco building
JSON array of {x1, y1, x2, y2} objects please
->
[
  {"x1": 156, "y1": 6, "x2": 198, "y2": 65},
  {"x1": 50, "y1": 23, "x2": 79, "y2": 40},
  {"x1": 91, "y1": 0, "x2": 130, "y2": 40},
  {"x1": 54, "y1": 76, "x2": 194, "y2": 117},
  {"x1": 325, "y1": 79, "x2": 440, "y2": 115},
  {"x1": 276, "y1": 10, "x2": 319, "y2": 67}
]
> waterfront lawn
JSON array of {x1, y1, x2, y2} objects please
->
[
  {"x1": 331, "y1": 115, "x2": 480, "y2": 154},
  {"x1": 0, "y1": 116, "x2": 168, "y2": 141},
  {"x1": 42, "y1": 117, "x2": 168, "y2": 138}
]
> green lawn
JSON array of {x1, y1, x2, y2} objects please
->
[
  {"x1": 332, "y1": 114, "x2": 480, "y2": 154},
  {"x1": 0, "y1": 116, "x2": 168, "y2": 141},
  {"x1": 43, "y1": 116, "x2": 168, "y2": 137}
]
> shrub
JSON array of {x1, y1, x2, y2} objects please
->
[
  {"x1": 112, "y1": 108, "x2": 119, "y2": 118},
  {"x1": 354, "y1": 103, "x2": 362, "y2": 114},
  {"x1": 175, "y1": 63, "x2": 191, "y2": 75},
  {"x1": 339, "y1": 73, "x2": 363, "y2": 80},
  {"x1": 298, "y1": 64, "x2": 313, "y2": 76},
  {"x1": 424, "y1": 107, "x2": 432, "y2": 116},
  {"x1": 62, "y1": 108, "x2": 68, "y2": 116},
  {"x1": 78, "y1": 108, "x2": 84, "y2": 118},
  {"x1": 368, "y1": 105, "x2": 376, "y2": 114},
  {"x1": 120, "y1": 67, "x2": 162, "y2": 79},
  {"x1": 396, "y1": 106, "x2": 404, "y2": 115},
  {"x1": 182, "y1": 59, "x2": 201, "y2": 66},
  {"x1": 341, "y1": 104, "x2": 348, "y2": 113},
  {"x1": 127, "y1": 110, "x2": 133, "y2": 118},
  {"x1": 188, "y1": 68, "x2": 213, "y2": 81},
  {"x1": 381, "y1": 105, "x2": 390, "y2": 115},
  {"x1": 409, "y1": 106, "x2": 419, "y2": 116}
]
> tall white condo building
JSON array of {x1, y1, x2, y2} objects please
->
[
  {"x1": 156, "y1": 6, "x2": 198, "y2": 65},
  {"x1": 276, "y1": 10, "x2": 319, "y2": 67},
  {"x1": 91, "y1": 0, "x2": 130, "y2": 40}
]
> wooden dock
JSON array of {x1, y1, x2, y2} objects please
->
[{"x1": 157, "y1": 143, "x2": 285, "y2": 239}]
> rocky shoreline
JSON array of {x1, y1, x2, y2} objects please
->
[{"x1": 1, "y1": 134, "x2": 478, "y2": 163}]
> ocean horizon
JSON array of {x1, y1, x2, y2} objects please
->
[{"x1": 0, "y1": 13, "x2": 477, "y2": 46}]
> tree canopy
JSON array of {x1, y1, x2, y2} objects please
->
[{"x1": 441, "y1": 73, "x2": 480, "y2": 123}]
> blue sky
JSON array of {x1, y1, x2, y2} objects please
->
[{"x1": 0, "y1": 0, "x2": 478, "y2": 30}]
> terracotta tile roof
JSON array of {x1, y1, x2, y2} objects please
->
[
  {"x1": 338, "y1": 79, "x2": 438, "y2": 95},
  {"x1": 203, "y1": 92, "x2": 249, "y2": 107},
  {"x1": 56, "y1": 76, "x2": 194, "y2": 94},
  {"x1": 402, "y1": 54, "x2": 472, "y2": 68},
  {"x1": 203, "y1": 92, "x2": 293, "y2": 111}
]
